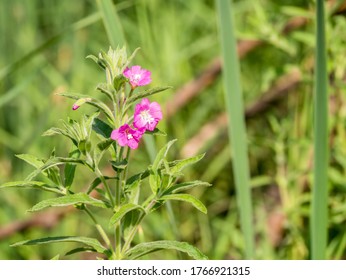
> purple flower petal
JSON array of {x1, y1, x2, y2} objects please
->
[{"x1": 123, "y1": 66, "x2": 152, "y2": 88}]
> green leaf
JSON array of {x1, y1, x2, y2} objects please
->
[
  {"x1": 216, "y1": 0, "x2": 254, "y2": 258},
  {"x1": 42, "y1": 127, "x2": 78, "y2": 146},
  {"x1": 97, "y1": 139, "x2": 113, "y2": 152},
  {"x1": 65, "y1": 247, "x2": 97, "y2": 256},
  {"x1": 11, "y1": 236, "x2": 110, "y2": 256},
  {"x1": 86, "y1": 54, "x2": 106, "y2": 69},
  {"x1": 51, "y1": 254, "x2": 60, "y2": 260},
  {"x1": 16, "y1": 154, "x2": 44, "y2": 169},
  {"x1": 144, "y1": 127, "x2": 167, "y2": 136},
  {"x1": 96, "y1": 83, "x2": 114, "y2": 101},
  {"x1": 159, "y1": 194, "x2": 207, "y2": 214},
  {"x1": 125, "y1": 240, "x2": 208, "y2": 260},
  {"x1": 162, "y1": 180, "x2": 211, "y2": 196},
  {"x1": 113, "y1": 74, "x2": 127, "y2": 91},
  {"x1": 92, "y1": 117, "x2": 113, "y2": 138},
  {"x1": 28, "y1": 193, "x2": 109, "y2": 212},
  {"x1": 64, "y1": 149, "x2": 81, "y2": 190},
  {"x1": 109, "y1": 203, "x2": 146, "y2": 227},
  {"x1": 152, "y1": 139, "x2": 177, "y2": 172},
  {"x1": 149, "y1": 140, "x2": 177, "y2": 194},
  {"x1": 96, "y1": 0, "x2": 126, "y2": 47},
  {"x1": 169, "y1": 153, "x2": 205, "y2": 174},
  {"x1": 87, "y1": 176, "x2": 117, "y2": 194},
  {"x1": 110, "y1": 159, "x2": 128, "y2": 172},
  {"x1": 0, "y1": 181, "x2": 63, "y2": 194},
  {"x1": 25, "y1": 157, "x2": 91, "y2": 181},
  {"x1": 125, "y1": 86, "x2": 172, "y2": 108}
]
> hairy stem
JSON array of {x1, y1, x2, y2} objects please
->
[{"x1": 84, "y1": 206, "x2": 115, "y2": 258}]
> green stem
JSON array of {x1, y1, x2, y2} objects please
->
[
  {"x1": 84, "y1": 206, "x2": 115, "y2": 258},
  {"x1": 114, "y1": 173, "x2": 122, "y2": 259},
  {"x1": 97, "y1": 169, "x2": 115, "y2": 208},
  {"x1": 121, "y1": 199, "x2": 156, "y2": 254}
]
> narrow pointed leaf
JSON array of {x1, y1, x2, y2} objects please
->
[
  {"x1": 311, "y1": 0, "x2": 329, "y2": 260},
  {"x1": 96, "y1": 0, "x2": 126, "y2": 47},
  {"x1": 42, "y1": 127, "x2": 78, "y2": 146},
  {"x1": 11, "y1": 236, "x2": 109, "y2": 256},
  {"x1": 216, "y1": 0, "x2": 254, "y2": 259},
  {"x1": 109, "y1": 203, "x2": 146, "y2": 227},
  {"x1": 0, "y1": 181, "x2": 63, "y2": 194},
  {"x1": 159, "y1": 194, "x2": 207, "y2": 214},
  {"x1": 87, "y1": 176, "x2": 117, "y2": 194},
  {"x1": 125, "y1": 240, "x2": 208, "y2": 260},
  {"x1": 16, "y1": 154, "x2": 44, "y2": 169},
  {"x1": 26, "y1": 157, "x2": 91, "y2": 181},
  {"x1": 92, "y1": 117, "x2": 113, "y2": 138},
  {"x1": 28, "y1": 193, "x2": 109, "y2": 212},
  {"x1": 64, "y1": 149, "x2": 81, "y2": 189},
  {"x1": 152, "y1": 139, "x2": 177, "y2": 172},
  {"x1": 162, "y1": 180, "x2": 211, "y2": 196},
  {"x1": 170, "y1": 153, "x2": 205, "y2": 174},
  {"x1": 126, "y1": 86, "x2": 172, "y2": 108},
  {"x1": 65, "y1": 247, "x2": 97, "y2": 256}
]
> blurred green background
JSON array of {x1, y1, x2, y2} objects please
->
[{"x1": 1, "y1": 0, "x2": 346, "y2": 259}]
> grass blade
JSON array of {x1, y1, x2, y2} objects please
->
[
  {"x1": 216, "y1": 0, "x2": 254, "y2": 259},
  {"x1": 311, "y1": 0, "x2": 328, "y2": 260},
  {"x1": 96, "y1": 0, "x2": 126, "y2": 47}
]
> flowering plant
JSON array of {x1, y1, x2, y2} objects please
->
[{"x1": 1, "y1": 46, "x2": 210, "y2": 260}]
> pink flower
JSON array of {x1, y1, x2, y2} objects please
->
[
  {"x1": 72, "y1": 104, "x2": 80, "y2": 110},
  {"x1": 111, "y1": 124, "x2": 143, "y2": 149},
  {"x1": 72, "y1": 97, "x2": 92, "y2": 111},
  {"x1": 123, "y1": 65, "x2": 151, "y2": 89},
  {"x1": 133, "y1": 98, "x2": 162, "y2": 131}
]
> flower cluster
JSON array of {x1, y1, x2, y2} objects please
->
[{"x1": 110, "y1": 66, "x2": 162, "y2": 149}]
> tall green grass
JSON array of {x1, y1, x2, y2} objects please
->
[
  {"x1": 216, "y1": 0, "x2": 254, "y2": 259},
  {"x1": 311, "y1": 0, "x2": 328, "y2": 260},
  {"x1": 96, "y1": 0, "x2": 126, "y2": 47}
]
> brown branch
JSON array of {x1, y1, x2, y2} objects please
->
[{"x1": 181, "y1": 68, "x2": 302, "y2": 158}]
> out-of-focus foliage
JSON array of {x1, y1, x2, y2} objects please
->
[{"x1": 0, "y1": 0, "x2": 345, "y2": 259}]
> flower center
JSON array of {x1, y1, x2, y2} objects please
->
[
  {"x1": 133, "y1": 74, "x2": 142, "y2": 83},
  {"x1": 140, "y1": 110, "x2": 154, "y2": 124},
  {"x1": 127, "y1": 133, "x2": 133, "y2": 140}
]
